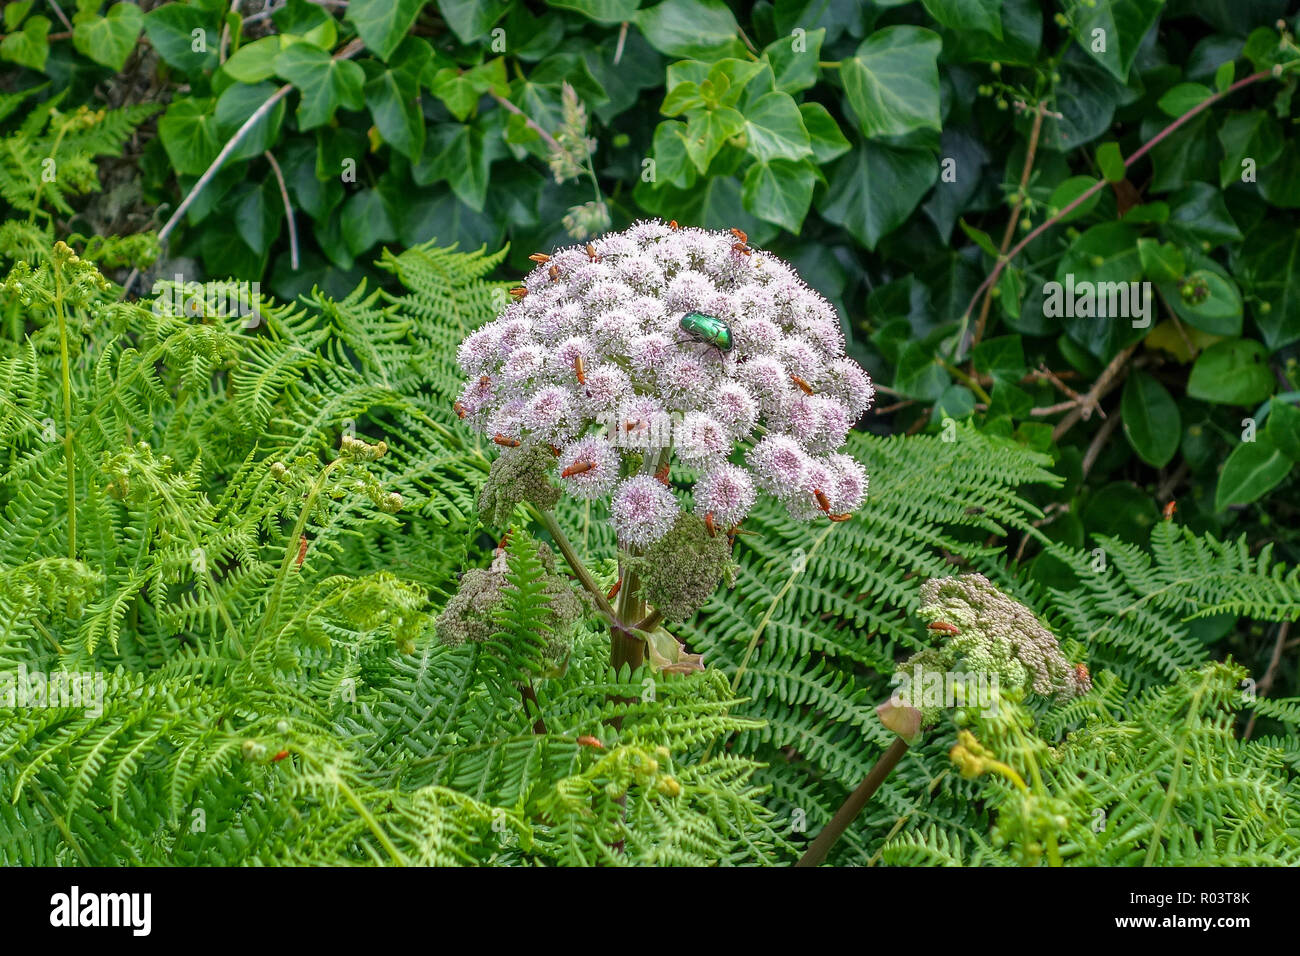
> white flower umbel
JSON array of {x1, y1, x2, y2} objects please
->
[{"x1": 456, "y1": 221, "x2": 875, "y2": 539}]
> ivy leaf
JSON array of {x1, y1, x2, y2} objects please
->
[
  {"x1": 72, "y1": 2, "x2": 143, "y2": 72},
  {"x1": 741, "y1": 92, "x2": 811, "y2": 162},
  {"x1": 438, "y1": 0, "x2": 507, "y2": 44},
  {"x1": 413, "y1": 123, "x2": 499, "y2": 212},
  {"x1": 234, "y1": 179, "x2": 285, "y2": 256},
  {"x1": 364, "y1": 62, "x2": 425, "y2": 160},
  {"x1": 1266, "y1": 401, "x2": 1300, "y2": 462},
  {"x1": 1235, "y1": 221, "x2": 1300, "y2": 349},
  {"x1": 635, "y1": 0, "x2": 745, "y2": 59},
  {"x1": 1265, "y1": 401, "x2": 1300, "y2": 461},
  {"x1": 0, "y1": 14, "x2": 50, "y2": 71},
  {"x1": 920, "y1": 0, "x2": 1003, "y2": 38},
  {"x1": 840, "y1": 26, "x2": 942, "y2": 139},
  {"x1": 283, "y1": 142, "x2": 343, "y2": 223},
  {"x1": 650, "y1": 121, "x2": 697, "y2": 188},
  {"x1": 972, "y1": 335, "x2": 1026, "y2": 378},
  {"x1": 1156, "y1": 82, "x2": 1212, "y2": 117},
  {"x1": 157, "y1": 98, "x2": 223, "y2": 177},
  {"x1": 340, "y1": 188, "x2": 398, "y2": 257},
  {"x1": 548, "y1": 0, "x2": 641, "y2": 24},
  {"x1": 274, "y1": 44, "x2": 366, "y2": 131},
  {"x1": 1073, "y1": 0, "x2": 1163, "y2": 81},
  {"x1": 224, "y1": 36, "x2": 284, "y2": 84},
  {"x1": 1048, "y1": 176, "x2": 1102, "y2": 223},
  {"x1": 1187, "y1": 339, "x2": 1275, "y2": 406},
  {"x1": 1121, "y1": 370, "x2": 1180, "y2": 467},
  {"x1": 742, "y1": 159, "x2": 816, "y2": 232},
  {"x1": 215, "y1": 82, "x2": 287, "y2": 163},
  {"x1": 346, "y1": 0, "x2": 427, "y2": 59},
  {"x1": 799, "y1": 103, "x2": 850, "y2": 164},
  {"x1": 820, "y1": 141, "x2": 938, "y2": 250},
  {"x1": 1096, "y1": 141, "x2": 1124, "y2": 183},
  {"x1": 1215, "y1": 436, "x2": 1293, "y2": 510},
  {"x1": 895, "y1": 341, "x2": 949, "y2": 401},
  {"x1": 762, "y1": 27, "x2": 824, "y2": 93},
  {"x1": 683, "y1": 107, "x2": 745, "y2": 173},
  {"x1": 1136, "y1": 238, "x2": 1184, "y2": 282},
  {"x1": 200, "y1": 219, "x2": 265, "y2": 279},
  {"x1": 143, "y1": 4, "x2": 219, "y2": 75},
  {"x1": 1211, "y1": 110, "x2": 1284, "y2": 188}
]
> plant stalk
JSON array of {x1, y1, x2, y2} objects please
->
[{"x1": 795, "y1": 737, "x2": 910, "y2": 867}]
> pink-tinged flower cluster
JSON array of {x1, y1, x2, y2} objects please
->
[{"x1": 455, "y1": 221, "x2": 874, "y2": 546}]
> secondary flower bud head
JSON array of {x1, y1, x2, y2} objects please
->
[{"x1": 454, "y1": 221, "x2": 874, "y2": 534}]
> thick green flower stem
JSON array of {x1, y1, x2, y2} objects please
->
[
  {"x1": 795, "y1": 737, "x2": 911, "y2": 867},
  {"x1": 611, "y1": 566, "x2": 646, "y2": 672}
]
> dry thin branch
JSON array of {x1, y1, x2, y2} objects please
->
[
  {"x1": 489, "y1": 92, "x2": 561, "y2": 151},
  {"x1": 263, "y1": 150, "x2": 299, "y2": 270}
]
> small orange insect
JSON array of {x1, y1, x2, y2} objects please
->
[
  {"x1": 547, "y1": 443, "x2": 561, "y2": 457},
  {"x1": 479, "y1": 375, "x2": 491, "y2": 386},
  {"x1": 668, "y1": 219, "x2": 679, "y2": 230},
  {"x1": 607, "y1": 578, "x2": 622, "y2": 600},
  {"x1": 577, "y1": 735, "x2": 604, "y2": 749},
  {"x1": 732, "y1": 242, "x2": 752, "y2": 256},
  {"x1": 1163, "y1": 499, "x2": 1177, "y2": 520},
  {"x1": 625, "y1": 418, "x2": 646, "y2": 433},
  {"x1": 529, "y1": 253, "x2": 550, "y2": 264},
  {"x1": 493, "y1": 433, "x2": 521, "y2": 448},
  {"x1": 730, "y1": 227, "x2": 748, "y2": 244},
  {"x1": 790, "y1": 374, "x2": 814, "y2": 395},
  {"x1": 549, "y1": 264, "x2": 560, "y2": 282},
  {"x1": 928, "y1": 621, "x2": 961, "y2": 635},
  {"x1": 453, "y1": 400, "x2": 467, "y2": 419},
  {"x1": 1074, "y1": 662, "x2": 1091, "y2": 687},
  {"x1": 561, "y1": 459, "x2": 597, "y2": 478},
  {"x1": 498, "y1": 531, "x2": 512, "y2": 550},
  {"x1": 271, "y1": 749, "x2": 290, "y2": 763},
  {"x1": 828, "y1": 512, "x2": 853, "y2": 522},
  {"x1": 654, "y1": 461, "x2": 670, "y2": 486},
  {"x1": 509, "y1": 286, "x2": 528, "y2": 300},
  {"x1": 585, "y1": 243, "x2": 599, "y2": 262},
  {"x1": 705, "y1": 511, "x2": 717, "y2": 537},
  {"x1": 813, "y1": 488, "x2": 832, "y2": 514},
  {"x1": 574, "y1": 354, "x2": 586, "y2": 385},
  {"x1": 296, "y1": 535, "x2": 309, "y2": 567}
]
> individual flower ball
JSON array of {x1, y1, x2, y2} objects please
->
[
  {"x1": 556, "y1": 434, "x2": 621, "y2": 499},
  {"x1": 522, "y1": 386, "x2": 574, "y2": 442},
  {"x1": 454, "y1": 220, "x2": 874, "y2": 525},
  {"x1": 674, "y1": 411, "x2": 731, "y2": 466},
  {"x1": 747, "y1": 434, "x2": 810, "y2": 500},
  {"x1": 693, "y1": 463, "x2": 756, "y2": 528},
  {"x1": 610, "y1": 474, "x2": 679, "y2": 547}
]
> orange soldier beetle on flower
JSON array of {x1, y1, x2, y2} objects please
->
[
  {"x1": 576, "y1": 735, "x2": 604, "y2": 749},
  {"x1": 493, "y1": 433, "x2": 521, "y2": 448},
  {"x1": 928, "y1": 621, "x2": 961, "y2": 635},
  {"x1": 561, "y1": 459, "x2": 597, "y2": 478}
]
